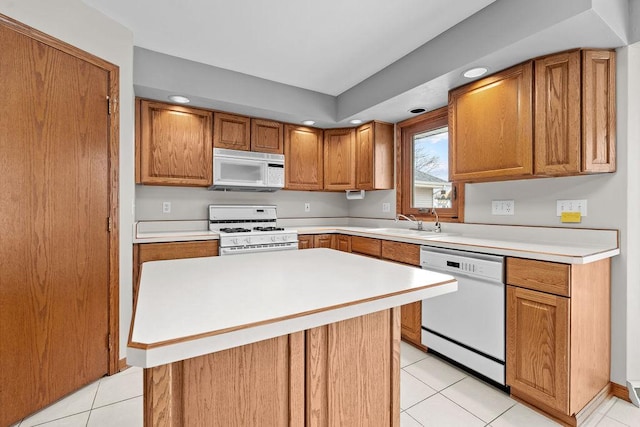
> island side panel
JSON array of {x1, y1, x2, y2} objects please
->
[
  {"x1": 143, "y1": 333, "x2": 304, "y2": 427},
  {"x1": 306, "y1": 308, "x2": 400, "y2": 427}
]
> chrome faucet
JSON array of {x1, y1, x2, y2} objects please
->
[
  {"x1": 431, "y1": 208, "x2": 442, "y2": 233},
  {"x1": 395, "y1": 214, "x2": 423, "y2": 230}
]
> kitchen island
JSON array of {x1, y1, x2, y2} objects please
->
[{"x1": 128, "y1": 248, "x2": 457, "y2": 426}]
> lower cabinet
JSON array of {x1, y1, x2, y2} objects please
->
[
  {"x1": 133, "y1": 241, "x2": 219, "y2": 302},
  {"x1": 298, "y1": 234, "x2": 334, "y2": 249},
  {"x1": 506, "y1": 257, "x2": 611, "y2": 422}
]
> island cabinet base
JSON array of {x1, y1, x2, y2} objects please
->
[{"x1": 143, "y1": 308, "x2": 400, "y2": 426}]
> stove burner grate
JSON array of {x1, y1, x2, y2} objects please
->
[
  {"x1": 254, "y1": 226, "x2": 285, "y2": 232},
  {"x1": 219, "y1": 227, "x2": 251, "y2": 233}
]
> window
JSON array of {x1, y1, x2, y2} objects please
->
[{"x1": 397, "y1": 107, "x2": 462, "y2": 221}]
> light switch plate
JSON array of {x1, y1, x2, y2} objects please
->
[
  {"x1": 491, "y1": 200, "x2": 515, "y2": 215},
  {"x1": 304, "y1": 202, "x2": 311, "y2": 213},
  {"x1": 556, "y1": 199, "x2": 587, "y2": 216}
]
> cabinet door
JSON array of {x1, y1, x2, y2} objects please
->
[
  {"x1": 381, "y1": 241, "x2": 420, "y2": 266},
  {"x1": 251, "y1": 118, "x2": 284, "y2": 154},
  {"x1": 335, "y1": 235, "x2": 351, "y2": 252},
  {"x1": 350, "y1": 236, "x2": 381, "y2": 258},
  {"x1": 284, "y1": 125, "x2": 324, "y2": 190},
  {"x1": 297, "y1": 235, "x2": 313, "y2": 249},
  {"x1": 534, "y1": 51, "x2": 581, "y2": 175},
  {"x1": 449, "y1": 62, "x2": 533, "y2": 181},
  {"x1": 324, "y1": 128, "x2": 356, "y2": 190},
  {"x1": 214, "y1": 112, "x2": 251, "y2": 151},
  {"x1": 582, "y1": 50, "x2": 616, "y2": 173},
  {"x1": 506, "y1": 285, "x2": 569, "y2": 414},
  {"x1": 313, "y1": 234, "x2": 335, "y2": 249},
  {"x1": 400, "y1": 302, "x2": 422, "y2": 346},
  {"x1": 137, "y1": 100, "x2": 213, "y2": 186},
  {"x1": 356, "y1": 122, "x2": 394, "y2": 190}
]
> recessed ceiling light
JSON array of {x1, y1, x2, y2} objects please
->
[
  {"x1": 409, "y1": 107, "x2": 426, "y2": 114},
  {"x1": 168, "y1": 95, "x2": 190, "y2": 104},
  {"x1": 349, "y1": 119, "x2": 363, "y2": 125},
  {"x1": 302, "y1": 120, "x2": 316, "y2": 126},
  {"x1": 463, "y1": 67, "x2": 488, "y2": 78}
]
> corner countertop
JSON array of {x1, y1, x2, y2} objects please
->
[
  {"x1": 133, "y1": 220, "x2": 619, "y2": 264},
  {"x1": 127, "y1": 248, "x2": 457, "y2": 368}
]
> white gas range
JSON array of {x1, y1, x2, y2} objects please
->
[{"x1": 208, "y1": 205, "x2": 298, "y2": 256}]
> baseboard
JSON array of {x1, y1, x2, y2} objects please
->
[
  {"x1": 118, "y1": 357, "x2": 128, "y2": 372},
  {"x1": 611, "y1": 381, "x2": 632, "y2": 403},
  {"x1": 627, "y1": 381, "x2": 640, "y2": 407}
]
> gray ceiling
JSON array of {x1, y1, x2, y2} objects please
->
[{"x1": 85, "y1": 0, "x2": 634, "y2": 128}]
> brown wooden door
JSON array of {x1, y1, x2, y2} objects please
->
[
  {"x1": 284, "y1": 125, "x2": 324, "y2": 190},
  {"x1": 324, "y1": 128, "x2": 356, "y2": 190},
  {"x1": 137, "y1": 100, "x2": 213, "y2": 186},
  {"x1": 298, "y1": 235, "x2": 313, "y2": 249},
  {"x1": 0, "y1": 23, "x2": 112, "y2": 425},
  {"x1": 449, "y1": 62, "x2": 533, "y2": 181},
  {"x1": 251, "y1": 118, "x2": 284, "y2": 154},
  {"x1": 214, "y1": 112, "x2": 250, "y2": 151},
  {"x1": 313, "y1": 234, "x2": 335, "y2": 249},
  {"x1": 506, "y1": 285, "x2": 570, "y2": 414},
  {"x1": 335, "y1": 235, "x2": 351, "y2": 252},
  {"x1": 534, "y1": 51, "x2": 581, "y2": 176}
]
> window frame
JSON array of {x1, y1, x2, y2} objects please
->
[{"x1": 396, "y1": 107, "x2": 464, "y2": 222}]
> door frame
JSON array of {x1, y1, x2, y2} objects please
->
[{"x1": 0, "y1": 14, "x2": 121, "y2": 375}]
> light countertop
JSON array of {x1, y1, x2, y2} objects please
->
[
  {"x1": 134, "y1": 220, "x2": 620, "y2": 264},
  {"x1": 127, "y1": 248, "x2": 457, "y2": 368}
]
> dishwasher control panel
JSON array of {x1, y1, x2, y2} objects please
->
[{"x1": 420, "y1": 246, "x2": 504, "y2": 282}]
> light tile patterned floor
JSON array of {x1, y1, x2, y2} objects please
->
[{"x1": 9, "y1": 342, "x2": 640, "y2": 426}]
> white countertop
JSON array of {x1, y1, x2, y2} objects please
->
[
  {"x1": 133, "y1": 221, "x2": 620, "y2": 264},
  {"x1": 127, "y1": 248, "x2": 457, "y2": 368}
]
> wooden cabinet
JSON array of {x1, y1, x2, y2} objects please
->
[
  {"x1": 506, "y1": 257, "x2": 611, "y2": 422},
  {"x1": 324, "y1": 128, "x2": 356, "y2": 190},
  {"x1": 284, "y1": 125, "x2": 324, "y2": 190},
  {"x1": 535, "y1": 49, "x2": 616, "y2": 175},
  {"x1": 213, "y1": 112, "x2": 251, "y2": 151},
  {"x1": 251, "y1": 118, "x2": 284, "y2": 154},
  {"x1": 355, "y1": 121, "x2": 394, "y2": 190},
  {"x1": 297, "y1": 235, "x2": 314, "y2": 249},
  {"x1": 449, "y1": 49, "x2": 616, "y2": 183},
  {"x1": 313, "y1": 234, "x2": 335, "y2": 249},
  {"x1": 133, "y1": 241, "x2": 219, "y2": 302},
  {"x1": 380, "y1": 241, "x2": 423, "y2": 346},
  {"x1": 350, "y1": 236, "x2": 382, "y2": 258},
  {"x1": 136, "y1": 99, "x2": 213, "y2": 186},
  {"x1": 335, "y1": 234, "x2": 351, "y2": 252},
  {"x1": 449, "y1": 62, "x2": 534, "y2": 182}
]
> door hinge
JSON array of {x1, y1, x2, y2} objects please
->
[
  {"x1": 107, "y1": 216, "x2": 112, "y2": 232},
  {"x1": 107, "y1": 96, "x2": 111, "y2": 115}
]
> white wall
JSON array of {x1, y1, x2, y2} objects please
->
[
  {"x1": 135, "y1": 186, "x2": 348, "y2": 220},
  {"x1": 0, "y1": 0, "x2": 135, "y2": 360}
]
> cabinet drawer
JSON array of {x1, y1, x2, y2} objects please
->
[
  {"x1": 381, "y1": 241, "x2": 420, "y2": 266},
  {"x1": 506, "y1": 258, "x2": 570, "y2": 297},
  {"x1": 350, "y1": 236, "x2": 381, "y2": 258},
  {"x1": 138, "y1": 240, "x2": 219, "y2": 262}
]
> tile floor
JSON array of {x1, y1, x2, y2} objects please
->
[{"x1": 10, "y1": 342, "x2": 640, "y2": 426}]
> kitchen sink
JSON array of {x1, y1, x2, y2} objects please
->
[{"x1": 364, "y1": 228, "x2": 450, "y2": 238}]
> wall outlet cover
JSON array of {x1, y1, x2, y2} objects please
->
[
  {"x1": 491, "y1": 200, "x2": 515, "y2": 215},
  {"x1": 556, "y1": 199, "x2": 587, "y2": 216},
  {"x1": 382, "y1": 202, "x2": 390, "y2": 213},
  {"x1": 162, "y1": 201, "x2": 171, "y2": 214}
]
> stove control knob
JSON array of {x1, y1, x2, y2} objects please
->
[
  {"x1": 271, "y1": 236, "x2": 277, "y2": 242},
  {"x1": 232, "y1": 238, "x2": 239, "y2": 245},
  {"x1": 245, "y1": 237, "x2": 252, "y2": 244}
]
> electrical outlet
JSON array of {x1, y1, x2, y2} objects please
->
[
  {"x1": 162, "y1": 201, "x2": 171, "y2": 214},
  {"x1": 382, "y1": 202, "x2": 390, "y2": 213},
  {"x1": 304, "y1": 202, "x2": 311, "y2": 213},
  {"x1": 556, "y1": 199, "x2": 587, "y2": 216},
  {"x1": 491, "y1": 200, "x2": 515, "y2": 215}
]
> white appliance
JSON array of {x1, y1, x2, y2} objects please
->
[
  {"x1": 210, "y1": 148, "x2": 285, "y2": 192},
  {"x1": 420, "y1": 246, "x2": 506, "y2": 386},
  {"x1": 209, "y1": 205, "x2": 298, "y2": 255}
]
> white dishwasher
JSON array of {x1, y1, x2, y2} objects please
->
[{"x1": 420, "y1": 246, "x2": 506, "y2": 386}]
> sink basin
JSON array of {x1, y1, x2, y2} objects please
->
[{"x1": 364, "y1": 228, "x2": 449, "y2": 238}]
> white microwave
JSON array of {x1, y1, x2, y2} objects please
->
[{"x1": 209, "y1": 148, "x2": 285, "y2": 192}]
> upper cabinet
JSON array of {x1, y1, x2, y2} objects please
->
[
  {"x1": 324, "y1": 128, "x2": 356, "y2": 190},
  {"x1": 449, "y1": 49, "x2": 616, "y2": 183},
  {"x1": 355, "y1": 121, "x2": 394, "y2": 190},
  {"x1": 251, "y1": 118, "x2": 284, "y2": 154},
  {"x1": 449, "y1": 62, "x2": 534, "y2": 182},
  {"x1": 136, "y1": 99, "x2": 213, "y2": 187},
  {"x1": 213, "y1": 112, "x2": 251, "y2": 151},
  {"x1": 284, "y1": 124, "x2": 324, "y2": 190},
  {"x1": 535, "y1": 50, "x2": 616, "y2": 175}
]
